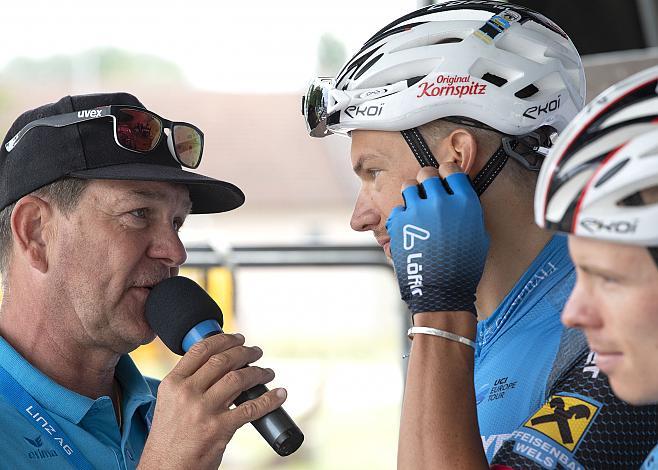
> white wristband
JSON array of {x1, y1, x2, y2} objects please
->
[{"x1": 407, "y1": 326, "x2": 476, "y2": 350}]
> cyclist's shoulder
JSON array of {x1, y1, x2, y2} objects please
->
[{"x1": 544, "y1": 327, "x2": 590, "y2": 395}]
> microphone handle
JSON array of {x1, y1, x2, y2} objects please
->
[
  {"x1": 193, "y1": 329, "x2": 304, "y2": 456},
  {"x1": 233, "y1": 383, "x2": 304, "y2": 456}
]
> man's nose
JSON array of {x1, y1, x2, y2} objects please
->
[
  {"x1": 562, "y1": 280, "x2": 601, "y2": 330},
  {"x1": 350, "y1": 191, "x2": 381, "y2": 232},
  {"x1": 149, "y1": 225, "x2": 188, "y2": 268}
]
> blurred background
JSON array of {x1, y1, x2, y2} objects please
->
[{"x1": 1, "y1": 1, "x2": 657, "y2": 469}]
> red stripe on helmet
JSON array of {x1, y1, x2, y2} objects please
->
[{"x1": 570, "y1": 144, "x2": 625, "y2": 231}]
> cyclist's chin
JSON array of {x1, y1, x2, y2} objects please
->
[{"x1": 608, "y1": 358, "x2": 658, "y2": 406}]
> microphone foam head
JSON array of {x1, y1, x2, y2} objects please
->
[{"x1": 145, "y1": 276, "x2": 224, "y2": 355}]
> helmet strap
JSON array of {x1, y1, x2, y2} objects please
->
[
  {"x1": 400, "y1": 128, "x2": 509, "y2": 196},
  {"x1": 471, "y1": 145, "x2": 509, "y2": 196},
  {"x1": 400, "y1": 128, "x2": 438, "y2": 167}
]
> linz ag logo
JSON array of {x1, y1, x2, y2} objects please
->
[
  {"x1": 344, "y1": 103, "x2": 384, "y2": 119},
  {"x1": 417, "y1": 74, "x2": 487, "y2": 99},
  {"x1": 25, "y1": 406, "x2": 74, "y2": 455},
  {"x1": 580, "y1": 218, "x2": 638, "y2": 234},
  {"x1": 523, "y1": 95, "x2": 561, "y2": 120}
]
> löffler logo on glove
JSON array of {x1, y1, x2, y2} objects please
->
[{"x1": 403, "y1": 224, "x2": 430, "y2": 297}]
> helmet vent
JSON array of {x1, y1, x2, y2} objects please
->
[
  {"x1": 619, "y1": 192, "x2": 644, "y2": 207},
  {"x1": 407, "y1": 76, "x2": 424, "y2": 87},
  {"x1": 336, "y1": 44, "x2": 384, "y2": 89},
  {"x1": 434, "y1": 37, "x2": 463, "y2": 45},
  {"x1": 361, "y1": 22, "x2": 427, "y2": 53},
  {"x1": 354, "y1": 53, "x2": 384, "y2": 81},
  {"x1": 515, "y1": 84, "x2": 539, "y2": 99},
  {"x1": 481, "y1": 73, "x2": 508, "y2": 87},
  {"x1": 595, "y1": 157, "x2": 630, "y2": 189},
  {"x1": 618, "y1": 185, "x2": 658, "y2": 207}
]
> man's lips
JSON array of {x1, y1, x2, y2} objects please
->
[
  {"x1": 131, "y1": 286, "x2": 152, "y2": 298},
  {"x1": 132, "y1": 284, "x2": 155, "y2": 291},
  {"x1": 132, "y1": 276, "x2": 168, "y2": 291},
  {"x1": 130, "y1": 283, "x2": 159, "y2": 301}
]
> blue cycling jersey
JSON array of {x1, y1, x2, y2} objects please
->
[{"x1": 474, "y1": 235, "x2": 575, "y2": 461}]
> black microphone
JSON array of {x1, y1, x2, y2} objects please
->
[{"x1": 145, "y1": 276, "x2": 304, "y2": 457}]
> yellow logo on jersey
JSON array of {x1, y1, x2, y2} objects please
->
[{"x1": 523, "y1": 394, "x2": 600, "y2": 452}]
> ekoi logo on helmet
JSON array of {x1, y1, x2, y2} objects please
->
[
  {"x1": 344, "y1": 103, "x2": 385, "y2": 119},
  {"x1": 580, "y1": 218, "x2": 638, "y2": 234}
]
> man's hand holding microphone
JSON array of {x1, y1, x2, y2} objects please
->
[{"x1": 138, "y1": 277, "x2": 303, "y2": 470}]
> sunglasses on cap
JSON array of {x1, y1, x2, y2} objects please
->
[{"x1": 5, "y1": 105, "x2": 204, "y2": 169}]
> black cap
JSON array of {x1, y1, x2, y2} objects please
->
[{"x1": 0, "y1": 92, "x2": 245, "y2": 213}]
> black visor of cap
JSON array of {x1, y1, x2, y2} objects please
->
[{"x1": 70, "y1": 163, "x2": 244, "y2": 214}]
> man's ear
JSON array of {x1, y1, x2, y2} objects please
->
[
  {"x1": 10, "y1": 196, "x2": 54, "y2": 273},
  {"x1": 431, "y1": 129, "x2": 478, "y2": 175}
]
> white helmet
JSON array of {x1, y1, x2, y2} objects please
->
[
  {"x1": 535, "y1": 65, "x2": 658, "y2": 251},
  {"x1": 303, "y1": 1, "x2": 585, "y2": 138}
]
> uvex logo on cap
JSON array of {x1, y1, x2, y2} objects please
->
[{"x1": 77, "y1": 109, "x2": 105, "y2": 118}]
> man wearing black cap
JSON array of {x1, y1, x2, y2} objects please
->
[{"x1": 0, "y1": 93, "x2": 286, "y2": 469}]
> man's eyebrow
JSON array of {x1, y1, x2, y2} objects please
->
[
  {"x1": 352, "y1": 154, "x2": 380, "y2": 174},
  {"x1": 126, "y1": 189, "x2": 193, "y2": 214},
  {"x1": 129, "y1": 189, "x2": 166, "y2": 199},
  {"x1": 579, "y1": 262, "x2": 621, "y2": 278}
]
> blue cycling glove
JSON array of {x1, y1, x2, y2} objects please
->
[{"x1": 385, "y1": 173, "x2": 489, "y2": 315}]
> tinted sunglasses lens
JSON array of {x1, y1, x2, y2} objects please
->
[
  {"x1": 116, "y1": 108, "x2": 162, "y2": 151},
  {"x1": 303, "y1": 79, "x2": 332, "y2": 137},
  {"x1": 173, "y1": 125, "x2": 202, "y2": 168}
]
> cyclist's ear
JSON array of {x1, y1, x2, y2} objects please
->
[{"x1": 431, "y1": 128, "x2": 478, "y2": 177}]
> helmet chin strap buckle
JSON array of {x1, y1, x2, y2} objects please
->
[{"x1": 501, "y1": 130, "x2": 553, "y2": 172}]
